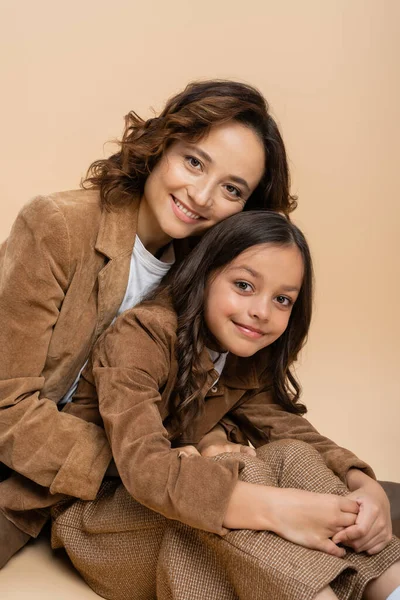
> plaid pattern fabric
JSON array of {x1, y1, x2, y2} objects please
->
[{"x1": 52, "y1": 440, "x2": 400, "y2": 600}]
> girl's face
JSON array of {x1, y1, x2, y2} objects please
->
[
  {"x1": 138, "y1": 121, "x2": 265, "y2": 251},
  {"x1": 204, "y1": 244, "x2": 304, "y2": 357}
]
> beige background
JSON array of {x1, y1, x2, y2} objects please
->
[{"x1": 0, "y1": 0, "x2": 398, "y2": 480}]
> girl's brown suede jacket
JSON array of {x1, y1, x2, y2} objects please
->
[{"x1": 65, "y1": 295, "x2": 374, "y2": 535}]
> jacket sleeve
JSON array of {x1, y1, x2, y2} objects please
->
[
  {"x1": 0, "y1": 197, "x2": 111, "y2": 500},
  {"x1": 230, "y1": 390, "x2": 375, "y2": 482},
  {"x1": 94, "y1": 308, "x2": 241, "y2": 535}
]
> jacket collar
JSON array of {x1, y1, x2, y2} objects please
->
[
  {"x1": 201, "y1": 348, "x2": 269, "y2": 391},
  {"x1": 95, "y1": 197, "x2": 140, "y2": 259},
  {"x1": 94, "y1": 195, "x2": 192, "y2": 262}
]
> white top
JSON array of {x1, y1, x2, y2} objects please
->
[
  {"x1": 207, "y1": 348, "x2": 228, "y2": 390},
  {"x1": 59, "y1": 236, "x2": 174, "y2": 405}
]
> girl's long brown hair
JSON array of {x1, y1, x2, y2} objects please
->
[
  {"x1": 83, "y1": 80, "x2": 297, "y2": 215},
  {"x1": 149, "y1": 211, "x2": 313, "y2": 437}
]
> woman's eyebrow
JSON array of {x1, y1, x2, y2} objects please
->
[{"x1": 184, "y1": 145, "x2": 251, "y2": 192}]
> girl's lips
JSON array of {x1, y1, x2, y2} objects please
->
[
  {"x1": 233, "y1": 321, "x2": 265, "y2": 339},
  {"x1": 170, "y1": 195, "x2": 204, "y2": 224}
]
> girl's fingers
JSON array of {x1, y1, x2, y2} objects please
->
[
  {"x1": 366, "y1": 541, "x2": 389, "y2": 555},
  {"x1": 332, "y1": 524, "x2": 360, "y2": 545},
  {"x1": 319, "y1": 539, "x2": 346, "y2": 558},
  {"x1": 355, "y1": 532, "x2": 384, "y2": 554},
  {"x1": 239, "y1": 445, "x2": 257, "y2": 456},
  {"x1": 339, "y1": 497, "x2": 360, "y2": 514},
  {"x1": 337, "y1": 511, "x2": 358, "y2": 528},
  {"x1": 178, "y1": 445, "x2": 200, "y2": 458}
]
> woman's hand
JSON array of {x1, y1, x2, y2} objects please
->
[
  {"x1": 223, "y1": 482, "x2": 359, "y2": 558},
  {"x1": 196, "y1": 424, "x2": 256, "y2": 458},
  {"x1": 332, "y1": 470, "x2": 392, "y2": 555}
]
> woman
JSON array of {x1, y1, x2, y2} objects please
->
[{"x1": 0, "y1": 79, "x2": 295, "y2": 567}]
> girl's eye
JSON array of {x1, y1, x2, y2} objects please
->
[
  {"x1": 275, "y1": 295, "x2": 292, "y2": 307},
  {"x1": 185, "y1": 156, "x2": 202, "y2": 170},
  {"x1": 224, "y1": 184, "x2": 242, "y2": 199},
  {"x1": 234, "y1": 281, "x2": 253, "y2": 293}
]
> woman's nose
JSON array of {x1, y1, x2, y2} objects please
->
[{"x1": 187, "y1": 181, "x2": 213, "y2": 208}]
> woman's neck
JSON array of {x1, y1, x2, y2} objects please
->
[{"x1": 137, "y1": 199, "x2": 172, "y2": 256}]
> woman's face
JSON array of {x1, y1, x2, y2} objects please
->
[
  {"x1": 138, "y1": 121, "x2": 265, "y2": 251},
  {"x1": 204, "y1": 243, "x2": 304, "y2": 357}
]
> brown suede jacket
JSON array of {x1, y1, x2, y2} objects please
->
[
  {"x1": 0, "y1": 190, "x2": 375, "y2": 537},
  {"x1": 64, "y1": 295, "x2": 374, "y2": 536},
  {"x1": 0, "y1": 189, "x2": 190, "y2": 536}
]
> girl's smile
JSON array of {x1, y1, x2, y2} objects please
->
[
  {"x1": 137, "y1": 121, "x2": 265, "y2": 254},
  {"x1": 204, "y1": 243, "x2": 304, "y2": 357}
]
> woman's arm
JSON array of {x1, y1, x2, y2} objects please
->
[
  {"x1": 94, "y1": 306, "x2": 241, "y2": 535},
  {"x1": 0, "y1": 197, "x2": 111, "y2": 500},
  {"x1": 196, "y1": 423, "x2": 256, "y2": 457}
]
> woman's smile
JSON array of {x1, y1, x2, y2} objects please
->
[
  {"x1": 137, "y1": 121, "x2": 265, "y2": 254},
  {"x1": 170, "y1": 195, "x2": 204, "y2": 223}
]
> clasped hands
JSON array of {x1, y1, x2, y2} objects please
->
[{"x1": 186, "y1": 426, "x2": 392, "y2": 557}]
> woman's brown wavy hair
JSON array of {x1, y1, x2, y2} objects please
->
[
  {"x1": 83, "y1": 80, "x2": 297, "y2": 214},
  {"x1": 148, "y1": 211, "x2": 313, "y2": 438}
]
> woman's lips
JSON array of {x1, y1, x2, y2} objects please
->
[
  {"x1": 232, "y1": 321, "x2": 265, "y2": 339},
  {"x1": 170, "y1": 195, "x2": 204, "y2": 224}
]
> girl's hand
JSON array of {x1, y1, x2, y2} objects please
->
[
  {"x1": 267, "y1": 488, "x2": 359, "y2": 557},
  {"x1": 177, "y1": 445, "x2": 201, "y2": 458},
  {"x1": 197, "y1": 424, "x2": 256, "y2": 458},
  {"x1": 224, "y1": 482, "x2": 359, "y2": 558},
  {"x1": 332, "y1": 470, "x2": 392, "y2": 554},
  {"x1": 200, "y1": 441, "x2": 256, "y2": 458}
]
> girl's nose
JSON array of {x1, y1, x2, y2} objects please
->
[{"x1": 250, "y1": 299, "x2": 271, "y2": 321}]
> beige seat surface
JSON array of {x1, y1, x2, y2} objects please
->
[{"x1": 0, "y1": 533, "x2": 101, "y2": 599}]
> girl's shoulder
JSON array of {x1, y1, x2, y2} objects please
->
[
  {"x1": 93, "y1": 295, "x2": 177, "y2": 377},
  {"x1": 108, "y1": 293, "x2": 178, "y2": 347}
]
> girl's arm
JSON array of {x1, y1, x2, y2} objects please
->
[
  {"x1": 223, "y1": 480, "x2": 358, "y2": 557},
  {"x1": 331, "y1": 469, "x2": 392, "y2": 555},
  {"x1": 0, "y1": 197, "x2": 111, "y2": 500},
  {"x1": 230, "y1": 392, "x2": 392, "y2": 553},
  {"x1": 93, "y1": 306, "x2": 241, "y2": 535},
  {"x1": 230, "y1": 392, "x2": 375, "y2": 481}
]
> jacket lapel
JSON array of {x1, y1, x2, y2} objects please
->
[{"x1": 94, "y1": 199, "x2": 139, "y2": 337}]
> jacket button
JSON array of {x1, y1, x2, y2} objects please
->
[{"x1": 211, "y1": 386, "x2": 218, "y2": 393}]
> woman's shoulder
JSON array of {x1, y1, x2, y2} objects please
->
[
  {"x1": 14, "y1": 189, "x2": 102, "y2": 236},
  {"x1": 27, "y1": 188, "x2": 102, "y2": 222}
]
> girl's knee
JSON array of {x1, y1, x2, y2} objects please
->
[{"x1": 256, "y1": 438, "x2": 319, "y2": 462}]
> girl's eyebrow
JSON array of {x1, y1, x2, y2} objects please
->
[
  {"x1": 227, "y1": 265, "x2": 260, "y2": 278},
  {"x1": 183, "y1": 144, "x2": 251, "y2": 192},
  {"x1": 228, "y1": 265, "x2": 301, "y2": 292}
]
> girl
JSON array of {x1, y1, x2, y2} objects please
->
[
  {"x1": 0, "y1": 79, "x2": 294, "y2": 566},
  {"x1": 53, "y1": 211, "x2": 400, "y2": 600}
]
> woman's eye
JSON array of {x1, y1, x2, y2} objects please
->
[
  {"x1": 275, "y1": 295, "x2": 292, "y2": 307},
  {"x1": 186, "y1": 156, "x2": 202, "y2": 169},
  {"x1": 234, "y1": 281, "x2": 253, "y2": 292},
  {"x1": 224, "y1": 184, "x2": 242, "y2": 198}
]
